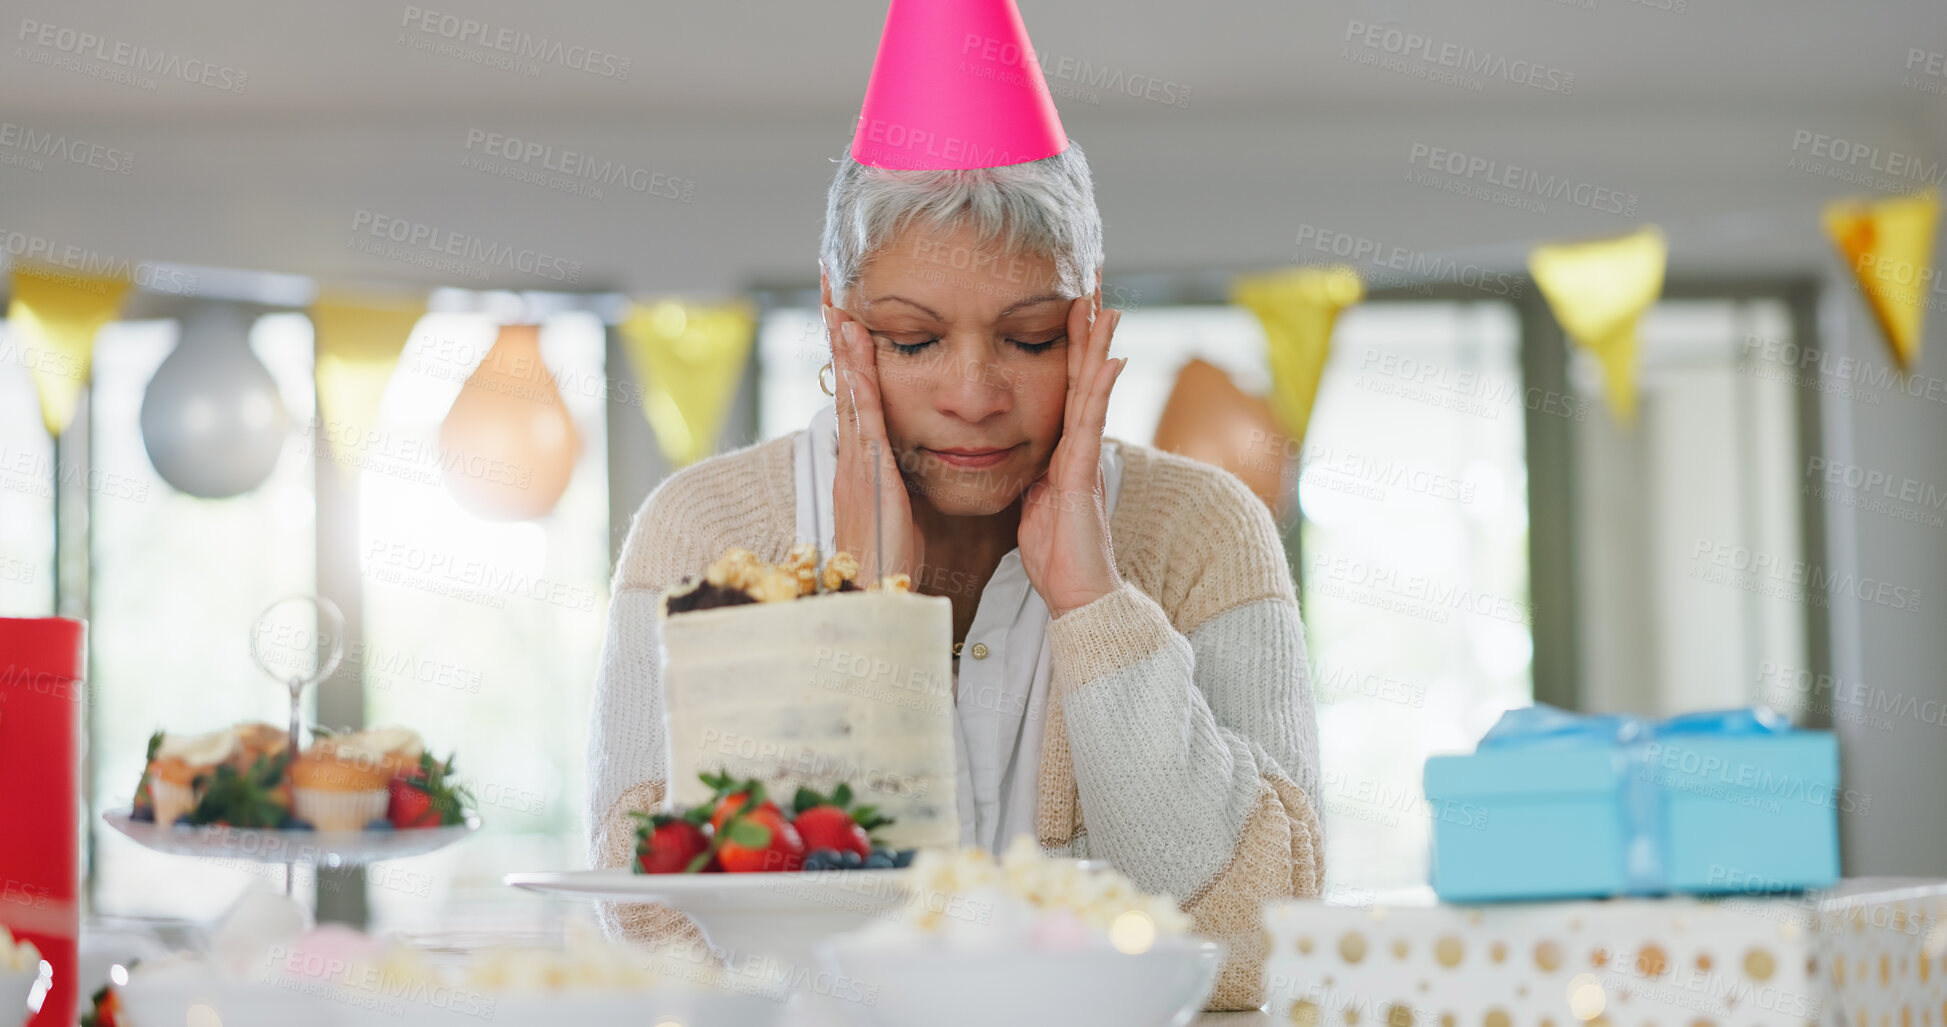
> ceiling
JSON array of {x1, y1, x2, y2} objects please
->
[{"x1": 3, "y1": 0, "x2": 1943, "y2": 297}]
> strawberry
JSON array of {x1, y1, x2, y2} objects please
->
[
  {"x1": 710, "y1": 791, "x2": 781, "y2": 834},
  {"x1": 629, "y1": 813, "x2": 710, "y2": 875},
  {"x1": 792, "y1": 805, "x2": 871, "y2": 859},
  {"x1": 130, "y1": 731, "x2": 163, "y2": 822},
  {"x1": 387, "y1": 752, "x2": 473, "y2": 829},
  {"x1": 80, "y1": 978, "x2": 124, "y2": 1027},
  {"x1": 697, "y1": 770, "x2": 781, "y2": 834},
  {"x1": 791, "y1": 782, "x2": 896, "y2": 849},
  {"x1": 716, "y1": 807, "x2": 805, "y2": 873},
  {"x1": 388, "y1": 777, "x2": 437, "y2": 828}
]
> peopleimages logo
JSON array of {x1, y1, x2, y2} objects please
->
[
  {"x1": 1638, "y1": 741, "x2": 1871, "y2": 815},
  {"x1": 15, "y1": 18, "x2": 249, "y2": 92},
  {"x1": 348, "y1": 209, "x2": 582, "y2": 284},
  {"x1": 1293, "y1": 225, "x2": 1524, "y2": 299},
  {"x1": 1406, "y1": 143, "x2": 1639, "y2": 217},
  {"x1": 1688, "y1": 538, "x2": 1923, "y2": 614},
  {"x1": 0, "y1": 231, "x2": 197, "y2": 296},
  {"x1": 1757, "y1": 661, "x2": 1947, "y2": 732},
  {"x1": 398, "y1": 6, "x2": 630, "y2": 79},
  {"x1": 958, "y1": 32, "x2": 1193, "y2": 109},
  {"x1": 1786, "y1": 129, "x2": 1945, "y2": 195},
  {"x1": 0, "y1": 122, "x2": 134, "y2": 175},
  {"x1": 1341, "y1": 20, "x2": 1575, "y2": 94},
  {"x1": 461, "y1": 129, "x2": 694, "y2": 202}
]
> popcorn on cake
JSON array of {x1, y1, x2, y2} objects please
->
[
  {"x1": 820, "y1": 550, "x2": 861, "y2": 594},
  {"x1": 666, "y1": 544, "x2": 882, "y2": 613}
]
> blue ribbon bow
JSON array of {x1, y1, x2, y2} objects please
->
[{"x1": 1473, "y1": 703, "x2": 1793, "y2": 893}]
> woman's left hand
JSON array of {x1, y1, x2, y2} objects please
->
[{"x1": 1019, "y1": 292, "x2": 1128, "y2": 619}]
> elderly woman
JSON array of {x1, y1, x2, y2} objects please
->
[{"x1": 586, "y1": 8, "x2": 1320, "y2": 1010}]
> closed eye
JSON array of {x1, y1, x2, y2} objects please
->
[{"x1": 878, "y1": 336, "x2": 1065, "y2": 356}]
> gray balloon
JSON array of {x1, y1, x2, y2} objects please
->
[{"x1": 140, "y1": 302, "x2": 294, "y2": 498}]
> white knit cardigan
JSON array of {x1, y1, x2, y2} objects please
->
[{"x1": 585, "y1": 428, "x2": 1324, "y2": 1010}]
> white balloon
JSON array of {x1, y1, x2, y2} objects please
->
[{"x1": 140, "y1": 303, "x2": 293, "y2": 499}]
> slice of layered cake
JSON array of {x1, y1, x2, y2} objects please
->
[{"x1": 660, "y1": 544, "x2": 961, "y2": 852}]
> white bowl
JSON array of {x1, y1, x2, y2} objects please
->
[
  {"x1": 0, "y1": 968, "x2": 39, "y2": 1027},
  {"x1": 505, "y1": 868, "x2": 914, "y2": 971},
  {"x1": 474, "y1": 992, "x2": 786, "y2": 1027},
  {"x1": 117, "y1": 974, "x2": 340, "y2": 1027},
  {"x1": 819, "y1": 934, "x2": 1225, "y2": 1027},
  {"x1": 121, "y1": 970, "x2": 788, "y2": 1027},
  {"x1": 330, "y1": 990, "x2": 788, "y2": 1027}
]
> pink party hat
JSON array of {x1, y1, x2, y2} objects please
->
[{"x1": 850, "y1": 0, "x2": 1069, "y2": 171}]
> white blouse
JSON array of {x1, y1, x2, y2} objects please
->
[{"x1": 792, "y1": 403, "x2": 1124, "y2": 853}]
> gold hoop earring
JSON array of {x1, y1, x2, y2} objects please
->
[{"x1": 818, "y1": 361, "x2": 836, "y2": 397}]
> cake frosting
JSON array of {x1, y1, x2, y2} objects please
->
[{"x1": 661, "y1": 586, "x2": 960, "y2": 852}]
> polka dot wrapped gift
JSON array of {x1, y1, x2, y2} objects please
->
[{"x1": 1262, "y1": 880, "x2": 1947, "y2": 1027}]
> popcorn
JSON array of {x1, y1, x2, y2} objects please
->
[
  {"x1": 783, "y1": 542, "x2": 821, "y2": 597},
  {"x1": 892, "y1": 836, "x2": 1193, "y2": 948},
  {"x1": 0, "y1": 925, "x2": 40, "y2": 973},
  {"x1": 821, "y1": 551, "x2": 861, "y2": 592},
  {"x1": 462, "y1": 925, "x2": 716, "y2": 993},
  {"x1": 867, "y1": 572, "x2": 912, "y2": 593},
  {"x1": 703, "y1": 547, "x2": 763, "y2": 592},
  {"x1": 675, "y1": 545, "x2": 868, "y2": 611}
]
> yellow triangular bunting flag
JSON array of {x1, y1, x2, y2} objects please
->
[
  {"x1": 7, "y1": 265, "x2": 132, "y2": 436},
  {"x1": 1231, "y1": 267, "x2": 1364, "y2": 450},
  {"x1": 618, "y1": 300, "x2": 755, "y2": 468},
  {"x1": 309, "y1": 295, "x2": 425, "y2": 469},
  {"x1": 1529, "y1": 227, "x2": 1667, "y2": 425},
  {"x1": 1823, "y1": 190, "x2": 1939, "y2": 370}
]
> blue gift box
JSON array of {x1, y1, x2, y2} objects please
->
[{"x1": 1422, "y1": 704, "x2": 1841, "y2": 902}]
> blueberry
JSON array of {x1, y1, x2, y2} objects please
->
[
  {"x1": 892, "y1": 849, "x2": 915, "y2": 868},
  {"x1": 130, "y1": 807, "x2": 154, "y2": 824},
  {"x1": 838, "y1": 850, "x2": 863, "y2": 869},
  {"x1": 364, "y1": 819, "x2": 395, "y2": 832},
  {"x1": 864, "y1": 853, "x2": 895, "y2": 869},
  {"x1": 287, "y1": 819, "x2": 315, "y2": 832},
  {"x1": 803, "y1": 853, "x2": 831, "y2": 871},
  {"x1": 171, "y1": 817, "x2": 196, "y2": 831}
]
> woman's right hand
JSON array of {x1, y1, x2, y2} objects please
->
[{"x1": 825, "y1": 303, "x2": 922, "y2": 588}]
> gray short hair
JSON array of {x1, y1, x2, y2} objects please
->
[{"x1": 819, "y1": 142, "x2": 1104, "y2": 307}]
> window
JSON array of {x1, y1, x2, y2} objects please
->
[
  {"x1": 0, "y1": 322, "x2": 56, "y2": 615},
  {"x1": 1569, "y1": 299, "x2": 1807, "y2": 716},
  {"x1": 0, "y1": 303, "x2": 610, "y2": 931},
  {"x1": 1299, "y1": 301, "x2": 1532, "y2": 894},
  {"x1": 356, "y1": 311, "x2": 610, "y2": 935},
  {"x1": 87, "y1": 313, "x2": 319, "y2": 918}
]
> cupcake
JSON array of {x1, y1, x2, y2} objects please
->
[
  {"x1": 149, "y1": 727, "x2": 241, "y2": 826},
  {"x1": 292, "y1": 727, "x2": 422, "y2": 830},
  {"x1": 228, "y1": 721, "x2": 291, "y2": 769},
  {"x1": 291, "y1": 745, "x2": 390, "y2": 832}
]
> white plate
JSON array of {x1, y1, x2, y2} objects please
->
[
  {"x1": 506, "y1": 868, "x2": 916, "y2": 975},
  {"x1": 103, "y1": 809, "x2": 479, "y2": 866},
  {"x1": 503, "y1": 867, "x2": 910, "y2": 905}
]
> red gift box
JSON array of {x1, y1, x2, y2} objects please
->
[{"x1": 0, "y1": 616, "x2": 85, "y2": 1027}]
